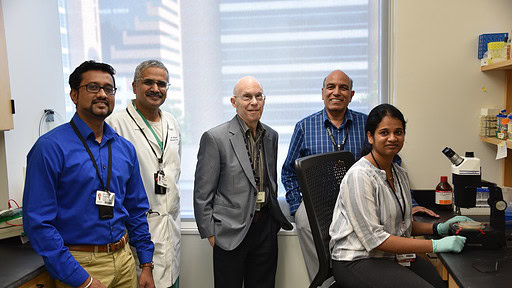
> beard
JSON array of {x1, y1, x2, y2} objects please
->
[{"x1": 88, "y1": 100, "x2": 113, "y2": 118}]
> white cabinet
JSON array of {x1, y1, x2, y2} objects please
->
[{"x1": 0, "y1": 3, "x2": 13, "y2": 131}]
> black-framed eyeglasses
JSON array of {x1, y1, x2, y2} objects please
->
[
  {"x1": 138, "y1": 78, "x2": 171, "y2": 90},
  {"x1": 77, "y1": 83, "x2": 117, "y2": 96},
  {"x1": 238, "y1": 93, "x2": 266, "y2": 102}
]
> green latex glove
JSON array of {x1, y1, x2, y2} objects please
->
[
  {"x1": 437, "y1": 216, "x2": 475, "y2": 236},
  {"x1": 432, "y1": 236, "x2": 466, "y2": 253}
]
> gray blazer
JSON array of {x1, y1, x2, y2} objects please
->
[{"x1": 193, "y1": 116, "x2": 292, "y2": 251}]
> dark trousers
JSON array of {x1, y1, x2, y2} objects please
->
[
  {"x1": 332, "y1": 256, "x2": 446, "y2": 288},
  {"x1": 213, "y1": 209, "x2": 279, "y2": 288}
]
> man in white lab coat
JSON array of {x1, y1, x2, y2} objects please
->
[{"x1": 107, "y1": 60, "x2": 181, "y2": 288}]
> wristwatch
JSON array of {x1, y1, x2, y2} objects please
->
[
  {"x1": 139, "y1": 262, "x2": 154, "y2": 270},
  {"x1": 432, "y1": 222, "x2": 440, "y2": 237}
]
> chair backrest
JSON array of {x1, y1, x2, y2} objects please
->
[{"x1": 295, "y1": 151, "x2": 355, "y2": 288}]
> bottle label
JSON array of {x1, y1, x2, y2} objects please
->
[{"x1": 435, "y1": 190, "x2": 453, "y2": 205}]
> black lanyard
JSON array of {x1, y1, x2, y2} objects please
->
[
  {"x1": 70, "y1": 120, "x2": 112, "y2": 192},
  {"x1": 242, "y1": 131, "x2": 265, "y2": 191},
  {"x1": 370, "y1": 151, "x2": 405, "y2": 222},
  {"x1": 126, "y1": 108, "x2": 169, "y2": 165},
  {"x1": 325, "y1": 121, "x2": 349, "y2": 151}
]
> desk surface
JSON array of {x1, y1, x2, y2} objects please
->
[
  {"x1": 438, "y1": 247, "x2": 512, "y2": 288},
  {"x1": 415, "y1": 209, "x2": 512, "y2": 288},
  {"x1": 0, "y1": 237, "x2": 46, "y2": 288}
]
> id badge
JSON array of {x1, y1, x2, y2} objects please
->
[
  {"x1": 154, "y1": 172, "x2": 167, "y2": 195},
  {"x1": 157, "y1": 171, "x2": 169, "y2": 188},
  {"x1": 256, "y1": 191, "x2": 265, "y2": 203},
  {"x1": 396, "y1": 253, "x2": 416, "y2": 266},
  {"x1": 96, "y1": 190, "x2": 114, "y2": 219},
  {"x1": 96, "y1": 190, "x2": 115, "y2": 206}
]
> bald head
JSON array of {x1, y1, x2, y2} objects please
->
[
  {"x1": 321, "y1": 70, "x2": 354, "y2": 124},
  {"x1": 233, "y1": 76, "x2": 262, "y2": 97},
  {"x1": 230, "y1": 76, "x2": 265, "y2": 132},
  {"x1": 323, "y1": 70, "x2": 353, "y2": 89}
]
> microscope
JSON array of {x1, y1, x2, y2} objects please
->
[{"x1": 442, "y1": 147, "x2": 507, "y2": 249}]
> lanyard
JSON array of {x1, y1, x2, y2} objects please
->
[
  {"x1": 126, "y1": 108, "x2": 169, "y2": 165},
  {"x1": 370, "y1": 151, "x2": 405, "y2": 222},
  {"x1": 135, "y1": 108, "x2": 165, "y2": 151},
  {"x1": 325, "y1": 121, "x2": 349, "y2": 151},
  {"x1": 70, "y1": 120, "x2": 112, "y2": 192},
  {"x1": 242, "y1": 130, "x2": 265, "y2": 191}
]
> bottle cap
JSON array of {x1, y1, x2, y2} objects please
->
[
  {"x1": 440, "y1": 176, "x2": 448, "y2": 182},
  {"x1": 465, "y1": 152, "x2": 474, "y2": 157}
]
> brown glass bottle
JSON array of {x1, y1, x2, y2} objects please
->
[{"x1": 435, "y1": 176, "x2": 453, "y2": 211}]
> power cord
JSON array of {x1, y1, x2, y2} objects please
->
[{"x1": 0, "y1": 199, "x2": 22, "y2": 227}]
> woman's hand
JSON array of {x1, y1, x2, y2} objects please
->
[
  {"x1": 412, "y1": 206, "x2": 439, "y2": 218},
  {"x1": 432, "y1": 236, "x2": 466, "y2": 253}
]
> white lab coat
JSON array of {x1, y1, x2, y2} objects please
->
[{"x1": 106, "y1": 100, "x2": 181, "y2": 287}]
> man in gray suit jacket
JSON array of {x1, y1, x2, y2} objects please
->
[{"x1": 194, "y1": 76, "x2": 292, "y2": 288}]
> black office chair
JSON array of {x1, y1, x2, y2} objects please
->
[{"x1": 295, "y1": 151, "x2": 356, "y2": 288}]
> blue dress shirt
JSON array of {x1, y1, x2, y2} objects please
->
[
  {"x1": 282, "y1": 108, "x2": 368, "y2": 215},
  {"x1": 23, "y1": 113, "x2": 154, "y2": 287}
]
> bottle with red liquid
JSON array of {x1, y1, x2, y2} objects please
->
[{"x1": 435, "y1": 176, "x2": 453, "y2": 211}]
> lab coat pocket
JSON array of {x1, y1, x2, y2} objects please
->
[{"x1": 146, "y1": 212, "x2": 168, "y2": 245}]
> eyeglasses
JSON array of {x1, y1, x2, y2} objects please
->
[
  {"x1": 77, "y1": 83, "x2": 117, "y2": 96},
  {"x1": 238, "y1": 93, "x2": 266, "y2": 102},
  {"x1": 138, "y1": 78, "x2": 171, "y2": 90}
]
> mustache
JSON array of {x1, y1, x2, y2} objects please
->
[
  {"x1": 92, "y1": 99, "x2": 109, "y2": 107},
  {"x1": 146, "y1": 91, "x2": 163, "y2": 98}
]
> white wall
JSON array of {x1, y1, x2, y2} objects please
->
[
  {"x1": 1, "y1": 0, "x2": 66, "y2": 204},
  {"x1": 392, "y1": 0, "x2": 512, "y2": 188}
]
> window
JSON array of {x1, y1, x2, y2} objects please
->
[{"x1": 59, "y1": 0, "x2": 387, "y2": 217}]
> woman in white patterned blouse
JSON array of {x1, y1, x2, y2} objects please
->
[{"x1": 329, "y1": 104, "x2": 472, "y2": 288}]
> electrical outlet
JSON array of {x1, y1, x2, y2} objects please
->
[{"x1": 44, "y1": 109, "x2": 55, "y2": 122}]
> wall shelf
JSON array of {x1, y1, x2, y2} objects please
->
[
  {"x1": 481, "y1": 58, "x2": 512, "y2": 186},
  {"x1": 480, "y1": 136, "x2": 512, "y2": 149},
  {"x1": 481, "y1": 59, "x2": 512, "y2": 72}
]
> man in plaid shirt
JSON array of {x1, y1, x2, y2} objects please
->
[{"x1": 281, "y1": 70, "x2": 437, "y2": 287}]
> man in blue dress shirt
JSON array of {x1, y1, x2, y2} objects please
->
[
  {"x1": 23, "y1": 61, "x2": 155, "y2": 288},
  {"x1": 281, "y1": 70, "x2": 437, "y2": 287}
]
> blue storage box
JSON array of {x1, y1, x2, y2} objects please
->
[{"x1": 478, "y1": 33, "x2": 508, "y2": 59}]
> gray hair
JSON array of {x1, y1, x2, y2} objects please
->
[{"x1": 133, "y1": 60, "x2": 169, "y2": 82}]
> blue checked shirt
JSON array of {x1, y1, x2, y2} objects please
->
[{"x1": 282, "y1": 108, "x2": 368, "y2": 216}]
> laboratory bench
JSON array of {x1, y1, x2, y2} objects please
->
[
  {"x1": 414, "y1": 208, "x2": 512, "y2": 288},
  {"x1": 0, "y1": 236, "x2": 54, "y2": 288}
]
